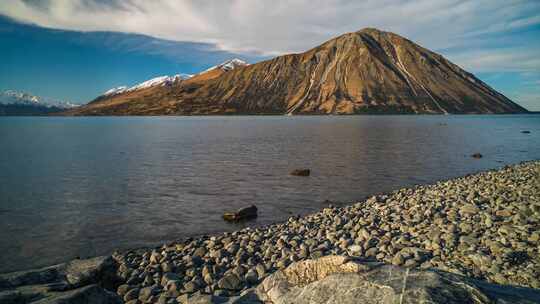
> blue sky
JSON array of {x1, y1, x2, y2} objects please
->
[
  {"x1": 0, "y1": 16, "x2": 264, "y2": 103},
  {"x1": 0, "y1": 0, "x2": 539, "y2": 110}
]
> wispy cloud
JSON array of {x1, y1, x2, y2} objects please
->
[
  {"x1": 1, "y1": 0, "x2": 539, "y2": 74},
  {"x1": 1, "y1": 1, "x2": 538, "y2": 50},
  {"x1": 447, "y1": 48, "x2": 540, "y2": 73}
]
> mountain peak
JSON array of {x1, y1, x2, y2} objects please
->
[{"x1": 356, "y1": 27, "x2": 385, "y2": 34}]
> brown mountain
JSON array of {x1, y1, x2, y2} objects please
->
[{"x1": 64, "y1": 28, "x2": 527, "y2": 115}]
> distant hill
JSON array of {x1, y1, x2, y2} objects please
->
[
  {"x1": 64, "y1": 29, "x2": 527, "y2": 115},
  {"x1": 0, "y1": 90, "x2": 78, "y2": 116}
]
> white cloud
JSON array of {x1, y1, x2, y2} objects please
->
[
  {"x1": 509, "y1": 92, "x2": 540, "y2": 111},
  {"x1": 1, "y1": 0, "x2": 539, "y2": 70},
  {"x1": 446, "y1": 48, "x2": 540, "y2": 73}
]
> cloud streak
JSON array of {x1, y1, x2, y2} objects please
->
[
  {"x1": 1, "y1": 1, "x2": 538, "y2": 49},
  {"x1": 1, "y1": 0, "x2": 539, "y2": 74},
  {"x1": 447, "y1": 48, "x2": 540, "y2": 73}
]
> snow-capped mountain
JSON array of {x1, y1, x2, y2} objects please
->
[
  {"x1": 102, "y1": 74, "x2": 193, "y2": 97},
  {"x1": 98, "y1": 59, "x2": 248, "y2": 99},
  {"x1": 0, "y1": 90, "x2": 78, "y2": 109},
  {"x1": 0, "y1": 90, "x2": 79, "y2": 115},
  {"x1": 202, "y1": 58, "x2": 249, "y2": 73}
]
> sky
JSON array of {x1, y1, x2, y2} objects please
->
[{"x1": 0, "y1": 0, "x2": 539, "y2": 110}]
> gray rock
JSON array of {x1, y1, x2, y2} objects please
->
[
  {"x1": 244, "y1": 270, "x2": 258, "y2": 285},
  {"x1": 150, "y1": 251, "x2": 162, "y2": 264},
  {"x1": 391, "y1": 253, "x2": 404, "y2": 266},
  {"x1": 161, "y1": 261, "x2": 174, "y2": 272},
  {"x1": 346, "y1": 245, "x2": 362, "y2": 256},
  {"x1": 255, "y1": 256, "x2": 540, "y2": 304},
  {"x1": 116, "y1": 284, "x2": 131, "y2": 296},
  {"x1": 36, "y1": 284, "x2": 122, "y2": 304},
  {"x1": 123, "y1": 288, "x2": 139, "y2": 301},
  {"x1": 254, "y1": 264, "x2": 266, "y2": 279},
  {"x1": 218, "y1": 273, "x2": 242, "y2": 291},
  {"x1": 184, "y1": 281, "x2": 199, "y2": 293},
  {"x1": 161, "y1": 272, "x2": 181, "y2": 287},
  {"x1": 193, "y1": 247, "x2": 207, "y2": 258},
  {"x1": 138, "y1": 285, "x2": 159, "y2": 302},
  {"x1": 0, "y1": 256, "x2": 121, "y2": 304}
]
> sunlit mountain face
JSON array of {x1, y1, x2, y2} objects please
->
[{"x1": 64, "y1": 29, "x2": 527, "y2": 116}]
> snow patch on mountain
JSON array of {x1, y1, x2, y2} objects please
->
[
  {"x1": 203, "y1": 58, "x2": 249, "y2": 73},
  {"x1": 101, "y1": 74, "x2": 193, "y2": 97},
  {"x1": 103, "y1": 86, "x2": 128, "y2": 96},
  {"x1": 99, "y1": 59, "x2": 248, "y2": 98}
]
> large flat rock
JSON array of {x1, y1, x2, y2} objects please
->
[
  {"x1": 0, "y1": 256, "x2": 121, "y2": 304},
  {"x1": 251, "y1": 256, "x2": 540, "y2": 304}
]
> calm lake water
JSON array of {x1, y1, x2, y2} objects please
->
[{"x1": 0, "y1": 115, "x2": 539, "y2": 273}]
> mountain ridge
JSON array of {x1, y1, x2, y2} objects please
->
[{"x1": 63, "y1": 28, "x2": 527, "y2": 115}]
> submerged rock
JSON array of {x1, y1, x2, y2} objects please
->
[
  {"x1": 290, "y1": 169, "x2": 310, "y2": 176},
  {"x1": 471, "y1": 153, "x2": 483, "y2": 158}
]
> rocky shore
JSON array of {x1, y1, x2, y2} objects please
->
[{"x1": 1, "y1": 160, "x2": 539, "y2": 303}]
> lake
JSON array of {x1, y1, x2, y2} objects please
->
[{"x1": 0, "y1": 115, "x2": 538, "y2": 273}]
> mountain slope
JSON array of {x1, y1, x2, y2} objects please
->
[
  {"x1": 64, "y1": 59, "x2": 249, "y2": 115},
  {"x1": 65, "y1": 29, "x2": 527, "y2": 115}
]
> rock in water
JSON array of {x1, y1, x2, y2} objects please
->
[
  {"x1": 223, "y1": 205, "x2": 258, "y2": 221},
  {"x1": 254, "y1": 256, "x2": 540, "y2": 304},
  {"x1": 237, "y1": 205, "x2": 258, "y2": 218},
  {"x1": 290, "y1": 169, "x2": 310, "y2": 176}
]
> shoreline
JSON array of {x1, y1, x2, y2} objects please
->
[
  {"x1": 53, "y1": 112, "x2": 538, "y2": 117},
  {"x1": 1, "y1": 160, "x2": 539, "y2": 302},
  {"x1": 115, "y1": 158, "x2": 539, "y2": 249},
  {"x1": 114, "y1": 160, "x2": 540, "y2": 297}
]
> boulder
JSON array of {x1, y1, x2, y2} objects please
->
[
  {"x1": 290, "y1": 169, "x2": 310, "y2": 176},
  {"x1": 38, "y1": 285, "x2": 121, "y2": 304},
  {"x1": 223, "y1": 205, "x2": 258, "y2": 222},
  {"x1": 0, "y1": 256, "x2": 122, "y2": 304},
  {"x1": 217, "y1": 273, "x2": 243, "y2": 291},
  {"x1": 253, "y1": 256, "x2": 540, "y2": 304}
]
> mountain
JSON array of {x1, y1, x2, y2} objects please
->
[
  {"x1": 64, "y1": 59, "x2": 249, "y2": 115},
  {"x1": 64, "y1": 29, "x2": 526, "y2": 115},
  {"x1": 0, "y1": 90, "x2": 78, "y2": 116},
  {"x1": 91, "y1": 59, "x2": 248, "y2": 103}
]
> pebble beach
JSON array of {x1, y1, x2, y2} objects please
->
[{"x1": 111, "y1": 160, "x2": 540, "y2": 303}]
